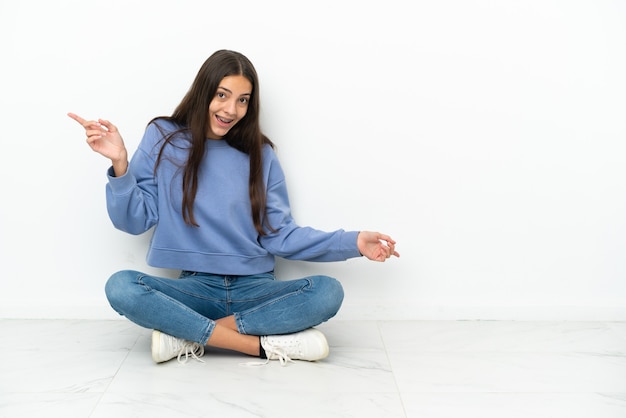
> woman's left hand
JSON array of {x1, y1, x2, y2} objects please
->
[{"x1": 357, "y1": 231, "x2": 400, "y2": 262}]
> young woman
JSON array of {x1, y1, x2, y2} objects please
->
[{"x1": 68, "y1": 49, "x2": 399, "y2": 365}]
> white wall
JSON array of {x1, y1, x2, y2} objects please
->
[{"x1": 1, "y1": 0, "x2": 625, "y2": 320}]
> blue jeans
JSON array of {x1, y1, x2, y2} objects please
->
[{"x1": 104, "y1": 270, "x2": 344, "y2": 345}]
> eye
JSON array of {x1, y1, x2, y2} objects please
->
[
  {"x1": 239, "y1": 97, "x2": 249, "y2": 104},
  {"x1": 216, "y1": 92, "x2": 227, "y2": 99}
]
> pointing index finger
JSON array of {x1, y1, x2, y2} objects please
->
[{"x1": 67, "y1": 112, "x2": 88, "y2": 127}]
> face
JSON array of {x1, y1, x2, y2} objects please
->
[{"x1": 206, "y1": 75, "x2": 252, "y2": 139}]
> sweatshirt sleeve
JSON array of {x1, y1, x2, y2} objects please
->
[
  {"x1": 105, "y1": 126, "x2": 160, "y2": 235},
  {"x1": 258, "y1": 154, "x2": 362, "y2": 262}
]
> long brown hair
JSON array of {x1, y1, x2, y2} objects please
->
[{"x1": 151, "y1": 50, "x2": 275, "y2": 235}]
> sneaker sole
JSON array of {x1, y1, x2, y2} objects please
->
[{"x1": 151, "y1": 330, "x2": 164, "y2": 363}]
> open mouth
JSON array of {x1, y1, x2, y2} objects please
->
[{"x1": 216, "y1": 115, "x2": 233, "y2": 126}]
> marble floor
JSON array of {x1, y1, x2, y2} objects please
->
[{"x1": 0, "y1": 319, "x2": 625, "y2": 417}]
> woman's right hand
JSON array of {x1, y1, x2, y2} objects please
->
[{"x1": 68, "y1": 112, "x2": 129, "y2": 176}]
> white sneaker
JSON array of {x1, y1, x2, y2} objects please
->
[
  {"x1": 260, "y1": 328, "x2": 329, "y2": 366},
  {"x1": 151, "y1": 330, "x2": 205, "y2": 364}
]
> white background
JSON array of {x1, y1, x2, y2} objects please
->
[{"x1": 1, "y1": 0, "x2": 625, "y2": 320}]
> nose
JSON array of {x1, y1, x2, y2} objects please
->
[{"x1": 224, "y1": 98, "x2": 237, "y2": 116}]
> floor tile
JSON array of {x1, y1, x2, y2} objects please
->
[
  {"x1": 402, "y1": 393, "x2": 626, "y2": 418},
  {"x1": 379, "y1": 320, "x2": 626, "y2": 353},
  {"x1": 91, "y1": 392, "x2": 407, "y2": 418},
  {"x1": 0, "y1": 394, "x2": 102, "y2": 417},
  {"x1": 389, "y1": 351, "x2": 626, "y2": 393}
]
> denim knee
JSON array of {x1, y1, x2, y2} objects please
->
[
  {"x1": 312, "y1": 276, "x2": 344, "y2": 319},
  {"x1": 104, "y1": 270, "x2": 138, "y2": 314}
]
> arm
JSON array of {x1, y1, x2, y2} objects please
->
[
  {"x1": 259, "y1": 153, "x2": 399, "y2": 262},
  {"x1": 69, "y1": 112, "x2": 159, "y2": 234}
]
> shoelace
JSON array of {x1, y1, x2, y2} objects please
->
[
  {"x1": 239, "y1": 343, "x2": 295, "y2": 367},
  {"x1": 240, "y1": 339, "x2": 295, "y2": 367},
  {"x1": 177, "y1": 342, "x2": 205, "y2": 364},
  {"x1": 265, "y1": 346, "x2": 293, "y2": 366},
  {"x1": 239, "y1": 356, "x2": 292, "y2": 367}
]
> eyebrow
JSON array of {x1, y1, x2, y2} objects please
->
[{"x1": 217, "y1": 86, "x2": 251, "y2": 97}]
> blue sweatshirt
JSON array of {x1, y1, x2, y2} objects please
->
[{"x1": 105, "y1": 119, "x2": 361, "y2": 275}]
